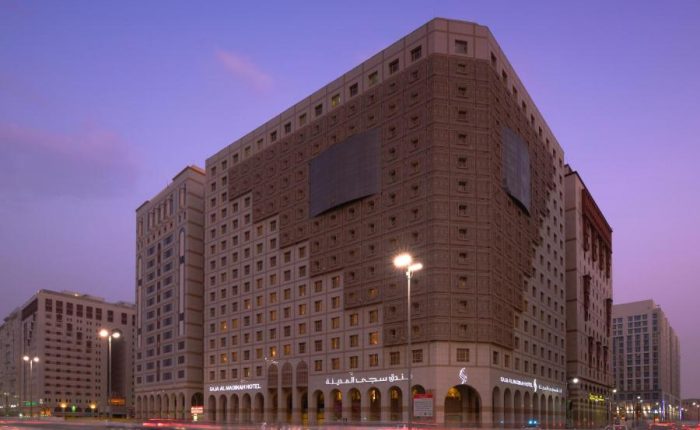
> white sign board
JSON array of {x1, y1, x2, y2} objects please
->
[{"x1": 413, "y1": 394, "x2": 433, "y2": 417}]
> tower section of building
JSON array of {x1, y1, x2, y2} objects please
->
[
  {"x1": 564, "y1": 167, "x2": 613, "y2": 427},
  {"x1": 612, "y1": 300, "x2": 681, "y2": 422},
  {"x1": 202, "y1": 18, "x2": 568, "y2": 427},
  {"x1": 134, "y1": 166, "x2": 205, "y2": 419}
]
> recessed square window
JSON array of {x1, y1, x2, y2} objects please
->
[
  {"x1": 331, "y1": 93, "x2": 340, "y2": 108},
  {"x1": 410, "y1": 46, "x2": 422, "y2": 62},
  {"x1": 455, "y1": 40, "x2": 468, "y2": 54},
  {"x1": 389, "y1": 59, "x2": 399, "y2": 74},
  {"x1": 315, "y1": 104, "x2": 323, "y2": 117},
  {"x1": 349, "y1": 83, "x2": 358, "y2": 97},
  {"x1": 368, "y1": 71, "x2": 379, "y2": 86}
]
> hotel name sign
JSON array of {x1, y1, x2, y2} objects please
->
[
  {"x1": 499, "y1": 376, "x2": 563, "y2": 394},
  {"x1": 325, "y1": 372, "x2": 408, "y2": 386},
  {"x1": 208, "y1": 383, "x2": 262, "y2": 393}
]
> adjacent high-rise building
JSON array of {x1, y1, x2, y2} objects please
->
[
  {"x1": 197, "y1": 18, "x2": 569, "y2": 427},
  {"x1": 11, "y1": 290, "x2": 134, "y2": 417},
  {"x1": 564, "y1": 167, "x2": 613, "y2": 428},
  {"x1": 134, "y1": 165, "x2": 206, "y2": 419},
  {"x1": 612, "y1": 300, "x2": 681, "y2": 422},
  {"x1": 0, "y1": 308, "x2": 21, "y2": 416}
]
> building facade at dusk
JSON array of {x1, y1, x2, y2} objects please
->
[
  {"x1": 0, "y1": 308, "x2": 21, "y2": 415},
  {"x1": 134, "y1": 166, "x2": 206, "y2": 419},
  {"x1": 5, "y1": 290, "x2": 135, "y2": 417},
  {"x1": 198, "y1": 18, "x2": 569, "y2": 426},
  {"x1": 612, "y1": 300, "x2": 681, "y2": 422},
  {"x1": 564, "y1": 167, "x2": 614, "y2": 428}
]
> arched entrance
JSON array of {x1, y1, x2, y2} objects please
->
[
  {"x1": 254, "y1": 393, "x2": 264, "y2": 422},
  {"x1": 514, "y1": 390, "x2": 523, "y2": 427},
  {"x1": 368, "y1": 387, "x2": 381, "y2": 421},
  {"x1": 219, "y1": 395, "x2": 227, "y2": 423},
  {"x1": 207, "y1": 395, "x2": 216, "y2": 422},
  {"x1": 178, "y1": 393, "x2": 185, "y2": 419},
  {"x1": 284, "y1": 391, "x2": 293, "y2": 423},
  {"x1": 331, "y1": 389, "x2": 342, "y2": 421},
  {"x1": 504, "y1": 388, "x2": 513, "y2": 427},
  {"x1": 314, "y1": 390, "x2": 325, "y2": 424},
  {"x1": 230, "y1": 394, "x2": 240, "y2": 424},
  {"x1": 268, "y1": 364, "x2": 279, "y2": 422},
  {"x1": 389, "y1": 386, "x2": 403, "y2": 421},
  {"x1": 444, "y1": 384, "x2": 481, "y2": 426},
  {"x1": 493, "y1": 387, "x2": 503, "y2": 427},
  {"x1": 349, "y1": 388, "x2": 361, "y2": 422},
  {"x1": 524, "y1": 391, "x2": 531, "y2": 424},
  {"x1": 241, "y1": 393, "x2": 251, "y2": 423}
]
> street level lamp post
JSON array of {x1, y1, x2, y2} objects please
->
[
  {"x1": 22, "y1": 355, "x2": 39, "y2": 418},
  {"x1": 99, "y1": 329, "x2": 121, "y2": 420},
  {"x1": 393, "y1": 253, "x2": 423, "y2": 430}
]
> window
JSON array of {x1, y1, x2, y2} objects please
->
[
  {"x1": 368, "y1": 332, "x2": 379, "y2": 345},
  {"x1": 331, "y1": 93, "x2": 340, "y2": 108},
  {"x1": 368, "y1": 71, "x2": 379, "y2": 86},
  {"x1": 369, "y1": 353, "x2": 379, "y2": 367},
  {"x1": 349, "y1": 356, "x2": 359, "y2": 369},
  {"x1": 315, "y1": 104, "x2": 323, "y2": 117},
  {"x1": 412, "y1": 349, "x2": 423, "y2": 363},
  {"x1": 493, "y1": 351, "x2": 500, "y2": 365},
  {"x1": 349, "y1": 83, "x2": 358, "y2": 97},
  {"x1": 389, "y1": 59, "x2": 399, "y2": 74},
  {"x1": 350, "y1": 335, "x2": 359, "y2": 347},
  {"x1": 457, "y1": 348, "x2": 470, "y2": 362},
  {"x1": 455, "y1": 39, "x2": 468, "y2": 54},
  {"x1": 390, "y1": 351, "x2": 400, "y2": 365},
  {"x1": 410, "y1": 46, "x2": 422, "y2": 61},
  {"x1": 299, "y1": 113, "x2": 307, "y2": 126}
]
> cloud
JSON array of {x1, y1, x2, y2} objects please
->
[
  {"x1": 215, "y1": 49, "x2": 273, "y2": 92},
  {"x1": 0, "y1": 122, "x2": 140, "y2": 199}
]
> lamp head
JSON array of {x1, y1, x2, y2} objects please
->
[
  {"x1": 393, "y1": 253, "x2": 413, "y2": 268},
  {"x1": 408, "y1": 262, "x2": 423, "y2": 272},
  {"x1": 112, "y1": 330, "x2": 121, "y2": 339},
  {"x1": 572, "y1": 377, "x2": 579, "y2": 384},
  {"x1": 33, "y1": 357, "x2": 39, "y2": 363},
  {"x1": 99, "y1": 329, "x2": 109, "y2": 338},
  {"x1": 23, "y1": 355, "x2": 29, "y2": 362}
]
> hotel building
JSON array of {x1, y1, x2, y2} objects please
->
[
  {"x1": 199, "y1": 18, "x2": 569, "y2": 426},
  {"x1": 612, "y1": 300, "x2": 681, "y2": 422},
  {"x1": 0, "y1": 308, "x2": 21, "y2": 415},
  {"x1": 564, "y1": 167, "x2": 613, "y2": 428},
  {"x1": 134, "y1": 166, "x2": 206, "y2": 419},
  {"x1": 12, "y1": 290, "x2": 134, "y2": 417}
]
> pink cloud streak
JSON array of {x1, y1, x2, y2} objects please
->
[{"x1": 215, "y1": 49, "x2": 273, "y2": 92}]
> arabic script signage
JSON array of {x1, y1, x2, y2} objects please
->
[
  {"x1": 325, "y1": 372, "x2": 408, "y2": 386},
  {"x1": 499, "y1": 377, "x2": 562, "y2": 394},
  {"x1": 208, "y1": 383, "x2": 262, "y2": 392}
]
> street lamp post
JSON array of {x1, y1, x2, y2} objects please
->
[
  {"x1": 393, "y1": 253, "x2": 423, "y2": 430},
  {"x1": 99, "y1": 329, "x2": 121, "y2": 420},
  {"x1": 22, "y1": 355, "x2": 39, "y2": 418}
]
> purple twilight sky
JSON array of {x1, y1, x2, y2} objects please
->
[{"x1": 1, "y1": 1, "x2": 698, "y2": 397}]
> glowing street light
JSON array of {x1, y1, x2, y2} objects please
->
[
  {"x1": 22, "y1": 355, "x2": 39, "y2": 418},
  {"x1": 100, "y1": 329, "x2": 122, "y2": 419},
  {"x1": 393, "y1": 252, "x2": 423, "y2": 429}
]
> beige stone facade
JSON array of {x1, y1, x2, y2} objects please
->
[
  {"x1": 200, "y1": 18, "x2": 568, "y2": 427},
  {"x1": 612, "y1": 300, "x2": 681, "y2": 422},
  {"x1": 134, "y1": 165, "x2": 206, "y2": 419},
  {"x1": 13, "y1": 290, "x2": 134, "y2": 417},
  {"x1": 564, "y1": 167, "x2": 614, "y2": 427},
  {"x1": 0, "y1": 308, "x2": 21, "y2": 415}
]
